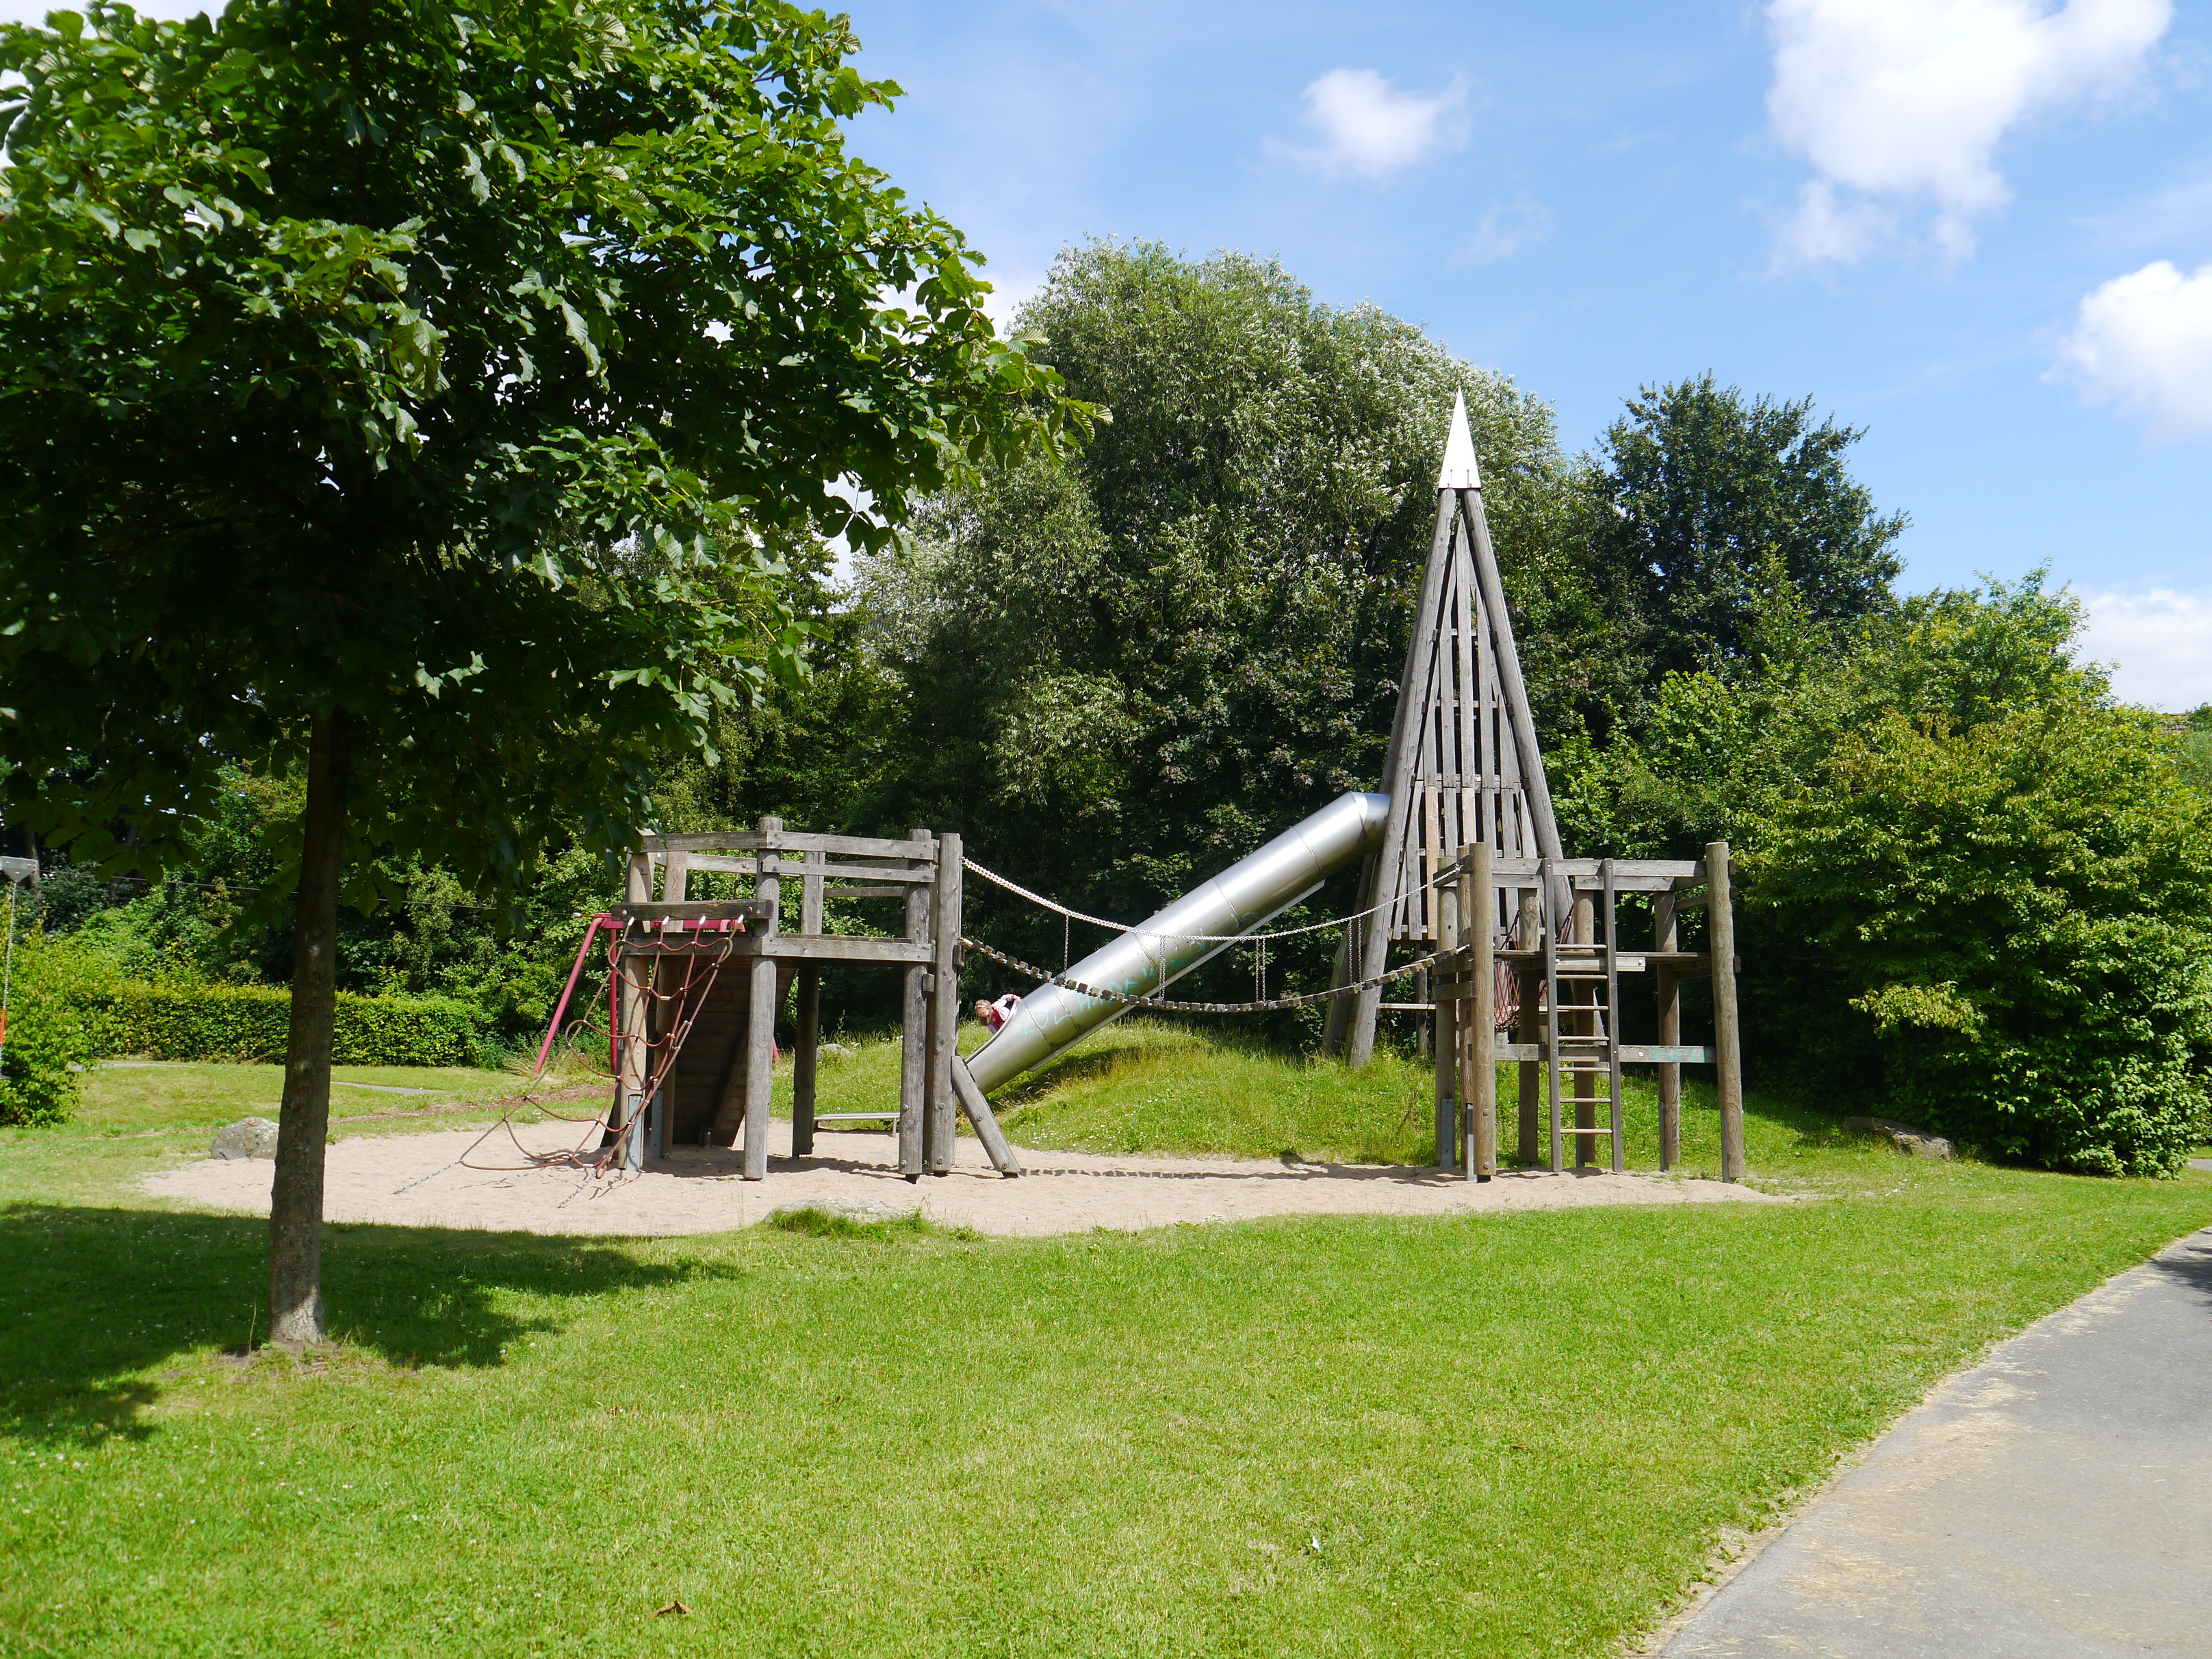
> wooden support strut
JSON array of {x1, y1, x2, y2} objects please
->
[
  {"x1": 898, "y1": 827, "x2": 932, "y2": 1180},
  {"x1": 1465, "y1": 840, "x2": 1497, "y2": 1181},
  {"x1": 1655, "y1": 887, "x2": 1681, "y2": 1172},
  {"x1": 925, "y1": 833, "x2": 962, "y2": 1176},
  {"x1": 740, "y1": 816, "x2": 782, "y2": 1181},
  {"x1": 1432, "y1": 875, "x2": 1459, "y2": 1168},
  {"x1": 1709, "y1": 840, "x2": 1745, "y2": 1183}
]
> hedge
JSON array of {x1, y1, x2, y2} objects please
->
[{"x1": 77, "y1": 982, "x2": 487, "y2": 1068}]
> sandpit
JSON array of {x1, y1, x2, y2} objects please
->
[{"x1": 140, "y1": 1118, "x2": 1782, "y2": 1237}]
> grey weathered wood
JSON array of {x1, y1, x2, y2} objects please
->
[
  {"x1": 1542, "y1": 860, "x2": 1562, "y2": 1172},
  {"x1": 1655, "y1": 890, "x2": 1681, "y2": 1172},
  {"x1": 1515, "y1": 886, "x2": 1541, "y2": 1168},
  {"x1": 614, "y1": 853, "x2": 652, "y2": 1140},
  {"x1": 608, "y1": 901, "x2": 769, "y2": 924},
  {"x1": 1432, "y1": 879, "x2": 1459, "y2": 1168},
  {"x1": 1465, "y1": 856, "x2": 1701, "y2": 883},
  {"x1": 1467, "y1": 840, "x2": 1497, "y2": 1181},
  {"x1": 1709, "y1": 840, "x2": 1745, "y2": 1183},
  {"x1": 1498, "y1": 1042, "x2": 1714, "y2": 1065},
  {"x1": 925, "y1": 832, "x2": 962, "y2": 1175},
  {"x1": 799, "y1": 850, "x2": 825, "y2": 936},
  {"x1": 1458, "y1": 486, "x2": 1567, "y2": 884},
  {"x1": 741, "y1": 954, "x2": 777, "y2": 1181},
  {"x1": 1571, "y1": 886, "x2": 1596, "y2": 1169},
  {"x1": 645, "y1": 829, "x2": 940, "y2": 860},
  {"x1": 1604, "y1": 860, "x2": 1625, "y2": 1174},
  {"x1": 898, "y1": 827, "x2": 931, "y2": 1179},
  {"x1": 1349, "y1": 489, "x2": 1459, "y2": 1069},
  {"x1": 793, "y1": 964, "x2": 820, "y2": 1158},
  {"x1": 819, "y1": 884, "x2": 905, "y2": 899},
  {"x1": 660, "y1": 850, "x2": 691, "y2": 902},
  {"x1": 950, "y1": 1056, "x2": 1023, "y2": 1176}
]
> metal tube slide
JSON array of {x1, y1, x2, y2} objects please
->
[{"x1": 965, "y1": 792, "x2": 1391, "y2": 1093}]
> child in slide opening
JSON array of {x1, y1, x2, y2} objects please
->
[{"x1": 973, "y1": 993, "x2": 1022, "y2": 1033}]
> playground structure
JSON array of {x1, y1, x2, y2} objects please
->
[
  {"x1": 597, "y1": 391, "x2": 1742, "y2": 1183},
  {"x1": 601, "y1": 819, "x2": 1020, "y2": 1181}
]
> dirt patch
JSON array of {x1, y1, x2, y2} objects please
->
[{"x1": 142, "y1": 1118, "x2": 1783, "y2": 1238}]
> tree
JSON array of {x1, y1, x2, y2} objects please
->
[
  {"x1": 1589, "y1": 374, "x2": 1906, "y2": 695},
  {"x1": 856, "y1": 241, "x2": 1578, "y2": 1009},
  {"x1": 0, "y1": 0, "x2": 1081, "y2": 1344}
]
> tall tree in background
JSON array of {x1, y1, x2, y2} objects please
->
[
  {"x1": 1590, "y1": 374, "x2": 1906, "y2": 698},
  {"x1": 0, "y1": 0, "x2": 1080, "y2": 1344},
  {"x1": 857, "y1": 241, "x2": 1585, "y2": 993}
]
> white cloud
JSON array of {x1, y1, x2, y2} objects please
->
[
  {"x1": 1458, "y1": 199, "x2": 1552, "y2": 266},
  {"x1": 2050, "y1": 260, "x2": 2212, "y2": 441},
  {"x1": 1271, "y1": 68, "x2": 1467, "y2": 183},
  {"x1": 2081, "y1": 589, "x2": 2212, "y2": 708},
  {"x1": 1765, "y1": 0, "x2": 2172, "y2": 266}
]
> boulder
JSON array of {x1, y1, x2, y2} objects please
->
[
  {"x1": 1842, "y1": 1115, "x2": 1956, "y2": 1160},
  {"x1": 767, "y1": 1194, "x2": 912, "y2": 1225},
  {"x1": 211, "y1": 1117, "x2": 281, "y2": 1161}
]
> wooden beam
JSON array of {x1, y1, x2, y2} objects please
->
[
  {"x1": 793, "y1": 964, "x2": 820, "y2": 1158},
  {"x1": 1515, "y1": 886, "x2": 1541, "y2": 1168},
  {"x1": 950, "y1": 1057, "x2": 1023, "y2": 1176},
  {"x1": 1709, "y1": 840, "x2": 1745, "y2": 1184},
  {"x1": 643, "y1": 830, "x2": 941, "y2": 860},
  {"x1": 1467, "y1": 840, "x2": 1496, "y2": 1181},
  {"x1": 1655, "y1": 890, "x2": 1681, "y2": 1172},
  {"x1": 1432, "y1": 875, "x2": 1459, "y2": 1168},
  {"x1": 898, "y1": 827, "x2": 931, "y2": 1179},
  {"x1": 925, "y1": 832, "x2": 962, "y2": 1176}
]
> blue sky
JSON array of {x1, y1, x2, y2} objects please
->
[
  {"x1": 7, "y1": 0, "x2": 2207, "y2": 703},
  {"x1": 833, "y1": 0, "x2": 2212, "y2": 708}
]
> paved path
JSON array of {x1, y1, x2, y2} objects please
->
[{"x1": 1660, "y1": 1224, "x2": 2212, "y2": 1656}]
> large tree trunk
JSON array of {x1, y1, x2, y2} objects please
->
[{"x1": 267, "y1": 710, "x2": 351, "y2": 1350}]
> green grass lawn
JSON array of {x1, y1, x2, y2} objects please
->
[{"x1": 4, "y1": 1031, "x2": 2210, "y2": 1657}]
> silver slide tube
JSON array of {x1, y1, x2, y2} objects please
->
[{"x1": 965, "y1": 791, "x2": 1391, "y2": 1093}]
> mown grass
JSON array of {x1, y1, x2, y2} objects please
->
[{"x1": 3, "y1": 1031, "x2": 2209, "y2": 1656}]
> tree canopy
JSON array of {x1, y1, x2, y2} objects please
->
[
  {"x1": 0, "y1": 0, "x2": 1084, "y2": 1334},
  {"x1": 1586, "y1": 373, "x2": 1907, "y2": 704}
]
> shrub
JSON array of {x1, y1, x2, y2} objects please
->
[
  {"x1": 1752, "y1": 702, "x2": 2212, "y2": 1176},
  {"x1": 77, "y1": 981, "x2": 485, "y2": 1068},
  {"x1": 0, "y1": 931, "x2": 102, "y2": 1126}
]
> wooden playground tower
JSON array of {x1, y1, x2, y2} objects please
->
[
  {"x1": 1332, "y1": 391, "x2": 1747, "y2": 1179},
  {"x1": 603, "y1": 820, "x2": 1020, "y2": 1181}
]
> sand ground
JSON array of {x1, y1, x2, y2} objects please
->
[{"x1": 142, "y1": 1117, "x2": 1780, "y2": 1237}]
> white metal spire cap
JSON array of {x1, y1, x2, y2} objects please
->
[{"x1": 1436, "y1": 387, "x2": 1482, "y2": 491}]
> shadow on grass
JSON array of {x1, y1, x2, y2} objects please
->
[{"x1": 0, "y1": 1202, "x2": 723, "y2": 1448}]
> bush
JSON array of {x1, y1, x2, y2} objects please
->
[
  {"x1": 1753, "y1": 703, "x2": 2212, "y2": 1176},
  {"x1": 0, "y1": 931, "x2": 101, "y2": 1126},
  {"x1": 77, "y1": 981, "x2": 486, "y2": 1068}
]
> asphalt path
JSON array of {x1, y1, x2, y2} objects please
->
[{"x1": 1660, "y1": 1220, "x2": 2212, "y2": 1657}]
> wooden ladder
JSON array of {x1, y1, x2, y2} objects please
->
[{"x1": 1540, "y1": 858, "x2": 1625, "y2": 1173}]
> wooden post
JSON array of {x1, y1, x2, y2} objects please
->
[
  {"x1": 793, "y1": 849, "x2": 823, "y2": 1159},
  {"x1": 950, "y1": 1057, "x2": 1024, "y2": 1176},
  {"x1": 793, "y1": 967, "x2": 820, "y2": 1158},
  {"x1": 1515, "y1": 886, "x2": 1541, "y2": 1167},
  {"x1": 1432, "y1": 881, "x2": 1458, "y2": 1168},
  {"x1": 1465, "y1": 840, "x2": 1496, "y2": 1181},
  {"x1": 1708, "y1": 840, "x2": 1745, "y2": 1183},
  {"x1": 1572, "y1": 887, "x2": 1595, "y2": 1169},
  {"x1": 925, "y1": 832, "x2": 962, "y2": 1176},
  {"x1": 1655, "y1": 889, "x2": 1681, "y2": 1172},
  {"x1": 741, "y1": 817, "x2": 783, "y2": 1181},
  {"x1": 615, "y1": 853, "x2": 651, "y2": 1162},
  {"x1": 898, "y1": 828, "x2": 933, "y2": 1179}
]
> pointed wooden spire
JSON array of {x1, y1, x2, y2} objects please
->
[{"x1": 1337, "y1": 394, "x2": 1565, "y2": 1069}]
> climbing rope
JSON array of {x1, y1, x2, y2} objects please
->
[{"x1": 962, "y1": 936, "x2": 1456, "y2": 1014}]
